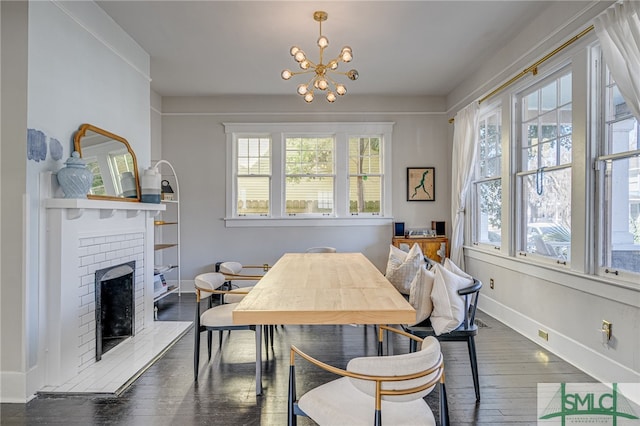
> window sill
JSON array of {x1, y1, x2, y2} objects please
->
[{"x1": 224, "y1": 216, "x2": 393, "y2": 228}]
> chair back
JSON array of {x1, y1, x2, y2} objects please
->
[
  {"x1": 218, "y1": 262, "x2": 243, "y2": 275},
  {"x1": 194, "y1": 272, "x2": 226, "y2": 300},
  {"x1": 305, "y1": 247, "x2": 336, "y2": 253},
  {"x1": 460, "y1": 278, "x2": 482, "y2": 330},
  {"x1": 346, "y1": 336, "x2": 442, "y2": 402}
]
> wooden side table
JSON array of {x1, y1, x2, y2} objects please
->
[{"x1": 391, "y1": 236, "x2": 449, "y2": 263}]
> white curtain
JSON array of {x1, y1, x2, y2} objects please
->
[
  {"x1": 594, "y1": 0, "x2": 640, "y2": 120},
  {"x1": 450, "y1": 102, "x2": 479, "y2": 268}
]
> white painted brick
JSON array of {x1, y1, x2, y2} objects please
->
[
  {"x1": 80, "y1": 293, "x2": 94, "y2": 307},
  {"x1": 78, "y1": 323, "x2": 89, "y2": 336},
  {"x1": 79, "y1": 255, "x2": 95, "y2": 267},
  {"x1": 81, "y1": 274, "x2": 94, "y2": 286},
  {"x1": 79, "y1": 237, "x2": 94, "y2": 247},
  {"x1": 94, "y1": 252, "x2": 106, "y2": 263}
]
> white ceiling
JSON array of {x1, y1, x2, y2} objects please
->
[{"x1": 96, "y1": 1, "x2": 555, "y2": 98}]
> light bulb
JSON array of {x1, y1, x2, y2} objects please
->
[
  {"x1": 328, "y1": 60, "x2": 338, "y2": 70},
  {"x1": 304, "y1": 92, "x2": 314, "y2": 103},
  {"x1": 300, "y1": 60, "x2": 310, "y2": 70},
  {"x1": 297, "y1": 84, "x2": 308, "y2": 95},
  {"x1": 347, "y1": 69, "x2": 359, "y2": 81},
  {"x1": 326, "y1": 91, "x2": 336, "y2": 103},
  {"x1": 294, "y1": 50, "x2": 306, "y2": 62},
  {"x1": 336, "y1": 84, "x2": 346, "y2": 95},
  {"x1": 317, "y1": 79, "x2": 328, "y2": 90},
  {"x1": 290, "y1": 46, "x2": 300, "y2": 56},
  {"x1": 317, "y1": 35, "x2": 329, "y2": 48},
  {"x1": 281, "y1": 69, "x2": 292, "y2": 80},
  {"x1": 341, "y1": 50, "x2": 353, "y2": 62}
]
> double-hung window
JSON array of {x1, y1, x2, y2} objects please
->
[
  {"x1": 473, "y1": 106, "x2": 502, "y2": 247},
  {"x1": 516, "y1": 67, "x2": 572, "y2": 262},
  {"x1": 349, "y1": 136, "x2": 382, "y2": 215},
  {"x1": 285, "y1": 136, "x2": 334, "y2": 215},
  {"x1": 597, "y1": 64, "x2": 640, "y2": 277},
  {"x1": 236, "y1": 136, "x2": 271, "y2": 216},
  {"x1": 225, "y1": 122, "x2": 392, "y2": 226}
]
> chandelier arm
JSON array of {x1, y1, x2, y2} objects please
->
[
  {"x1": 288, "y1": 69, "x2": 316, "y2": 78},
  {"x1": 325, "y1": 75, "x2": 341, "y2": 89}
]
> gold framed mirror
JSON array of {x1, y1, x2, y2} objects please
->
[{"x1": 74, "y1": 124, "x2": 140, "y2": 202}]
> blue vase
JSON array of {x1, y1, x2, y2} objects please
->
[{"x1": 57, "y1": 151, "x2": 93, "y2": 198}]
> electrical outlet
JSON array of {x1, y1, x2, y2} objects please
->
[
  {"x1": 490, "y1": 278, "x2": 494, "y2": 289},
  {"x1": 538, "y1": 329, "x2": 549, "y2": 341}
]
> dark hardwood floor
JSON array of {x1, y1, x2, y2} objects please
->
[{"x1": 1, "y1": 293, "x2": 596, "y2": 425}]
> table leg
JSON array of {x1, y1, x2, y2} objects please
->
[{"x1": 255, "y1": 325, "x2": 263, "y2": 395}]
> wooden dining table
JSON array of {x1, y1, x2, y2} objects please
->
[{"x1": 232, "y1": 252, "x2": 415, "y2": 395}]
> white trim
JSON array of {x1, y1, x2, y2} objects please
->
[
  {"x1": 0, "y1": 371, "x2": 34, "y2": 403},
  {"x1": 224, "y1": 217, "x2": 394, "y2": 228},
  {"x1": 479, "y1": 296, "x2": 640, "y2": 384},
  {"x1": 466, "y1": 247, "x2": 639, "y2": 306},
  {"x1": 162, "y1": 111, "x2": 444, "y2": 117},
  {"x1": 224, "y1": 122, "x2": 394, "y2": 226}
]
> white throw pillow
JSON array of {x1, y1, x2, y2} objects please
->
[
  {"x1": 408, "y1": 266, "x2": 436, "y2": 325},
  {"x1": 385, "y1": 244, "x2": 424, "y2": 295},
  {"x1": 430, "y1": 263, "x2": 473, "y2": 335},
  {"x1": 443, "y1": 258, "x2": 472, "y2": 279}
]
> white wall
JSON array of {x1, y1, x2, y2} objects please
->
[
  {"x1": 1, "y1": 0, "x2": 29, "y2": 403},
  {"x1": 160, "y1": 95, "x2": 449, "y2": 287},
  {"x1": 446, "y1": 0, "x2": 639, "y2": 383},
  {"x1": 0, "y1": 0, "x2": 151, "y2": 402}
]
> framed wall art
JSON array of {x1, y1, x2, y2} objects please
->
[{"x1": 407, "y1": 167, "x2": 435, "y2": 201}]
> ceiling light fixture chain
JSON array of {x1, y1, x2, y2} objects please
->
[{"x1": 281, "y1": 10, "x2": 358, "y2": 103}]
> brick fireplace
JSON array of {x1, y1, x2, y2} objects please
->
[{"x1": 44, "y1": 194, "x2": 164, "y2": 388}]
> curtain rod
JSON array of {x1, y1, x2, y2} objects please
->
[{"x1": 448, "y1": 24, "x2": 595, "y2": 124}]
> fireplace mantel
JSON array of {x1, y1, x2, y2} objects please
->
[{"x1": 44, "y1": 198, "x2": 165, "y2": 219}]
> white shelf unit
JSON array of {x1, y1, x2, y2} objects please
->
[{"x1": 152, "y1": 160, "x2": 181, "y2": 302}]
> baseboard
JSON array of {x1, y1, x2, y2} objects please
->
[
  {"x1": 479, "y1": 295, "x2": 640, "y2": 384},
  {"x1": 0, "y1": 371, "x2": 34, "y2": 403}
]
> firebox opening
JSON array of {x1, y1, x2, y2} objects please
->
[{"x1": 95, "y1": 261, "x2": 135, "y2": 361}]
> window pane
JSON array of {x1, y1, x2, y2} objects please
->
[
  {"x1": 285, "y1": 177, "x2": 334, "y2": 214},
  {"x1": 348, "y1": 136, "x2": 382, "y2": 214},
  {"x1": 238, "y1": 137, "x2": 271, "y2": 175},
  {"x1": 474, "y1": 107, "x2": 502, "y2": 246},
  {"x1": 609, "y1": 118, "x2": 639, "y2": 154},
  {"x1": 520, "y1": 71, "x2": 572, "y2": 173},
  {"x1": 285, "y1": 137, "x2": 334, "y2": 175},
  {"x1": 523, "y1": 91, "x2": 538, "y2": 121},
  {"x1": 522, "y1": 168, "x2": 571, "y2": 260},
  {"x1": 86, "y1": 159, "x2": 106, "y2": 195},
  {"x1": 478, "y1": 111, "x2": 501, "y2": 179},
  {"x1": 349, "y1": 176, "x2": 381, "y2": 213},
  {"x1": 603, "y1": 158, "x2": 640, "y2": 273},
  {"x1": 476, "y1": 179, "x2": 502, "y2": 246},
  {"x1": 237, "y1": 177, "x2": 270, "y2": 215}
]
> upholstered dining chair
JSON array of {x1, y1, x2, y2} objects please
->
[
  {"x1": 288, "y1": 325, "x2": 449, "y2": 426},
  {"x1": 404, "y1": 278, "x2": 483, "y2": 402},
  {"x1": 305, "y1": 247, "x2": 337, "y2": 253},
  {"x1": 193, "y1": 272, "x2": 265, "y2": 395},
  {"x1": 216, "y1": 261, "x2": 270, "y2": 303}
]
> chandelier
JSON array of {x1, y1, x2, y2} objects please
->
[{"x1": 281, "y1": 11, "x2": 358, "y2": 103}]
